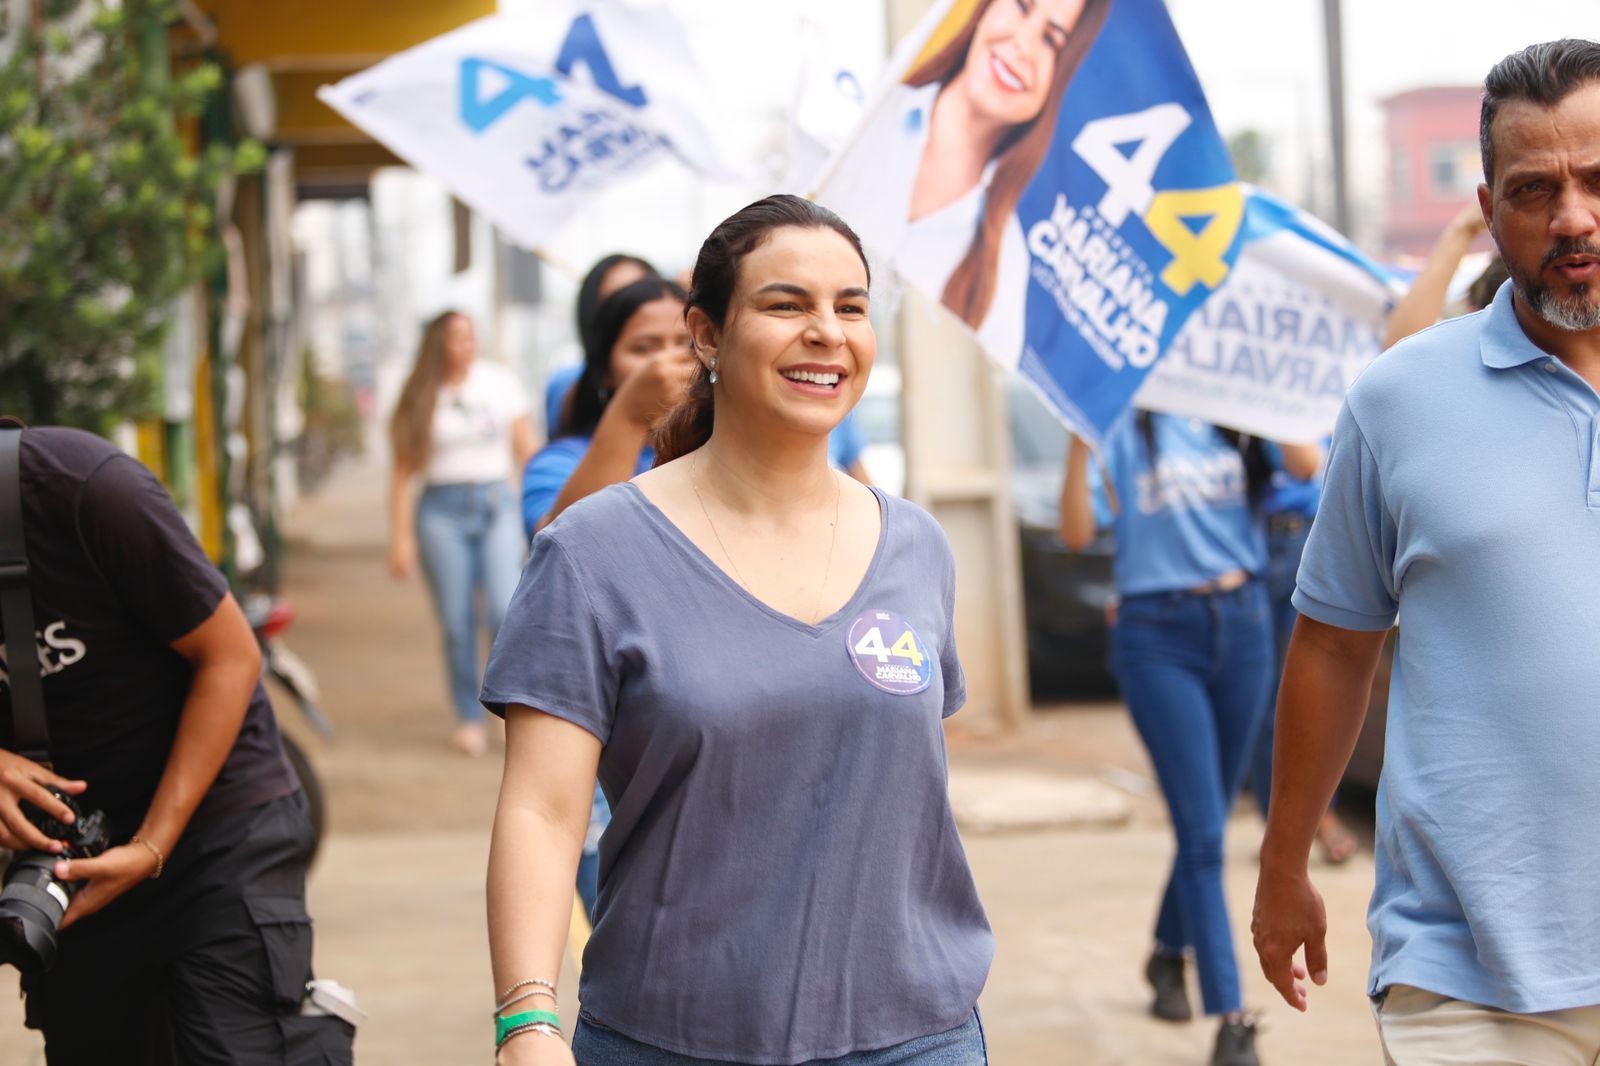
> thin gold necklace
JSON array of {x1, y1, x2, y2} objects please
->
[{"x1": 690, "y1": 453, "x2": 842, "y2": 625}]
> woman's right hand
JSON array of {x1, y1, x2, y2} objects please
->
[
  {"x1": 613, "y1": 349, "x2": 698, "y2": 429},
  {"x1": 495, "y1": 1032, "x2": 576, "y2": 1066},
  {"x1": 388, "y1": 534, "x2": 417, "y2": 581}
]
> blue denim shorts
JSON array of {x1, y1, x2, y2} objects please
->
[{"x1": 571, "y1": 1008, "x2": 987, "y2": 1066}]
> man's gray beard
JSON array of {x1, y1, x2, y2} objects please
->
[{"x1": 1524, "y1": 281, "x2": 1600, "y2": 331}]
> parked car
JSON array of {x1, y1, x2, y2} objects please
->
[{"x1": 1007, "y1": 382, "x2": 1119, "y2": 700}]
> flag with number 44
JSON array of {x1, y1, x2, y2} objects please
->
[{"x1": 814, "y1": 0, "x2": 1243, "y2": 448}]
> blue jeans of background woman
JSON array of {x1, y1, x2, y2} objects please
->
[
  {"x1": 571, "y1": 1009, "x2": 986, "y2": 1066},
  {"x1": 1246, "y1": 514, "x2": 1313, "y2": 814},
  {"x1": 577, "y1": 781, "x2": 611, "y2": 920},
  {"x1": 1110, "y1": 581, "x2": 1274, "y2": 1016},
  {"x1": 416, "y1": 480, "x2": 524, "y2": 723}
]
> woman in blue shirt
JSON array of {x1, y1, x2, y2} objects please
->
[
  {"x1": 1061, "y1": 413, "x2": 1314, "y2": 1066},
  {"x1": 1246, "y1": 442, "x2": 1358, "y2": 865},
  {"x1": 522, "y1": 277, "x2": 694, "y2": 536}
]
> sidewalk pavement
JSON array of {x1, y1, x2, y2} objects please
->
[{"x1": 0, "y1": 456, "x2": 1384, "y2": 1063}]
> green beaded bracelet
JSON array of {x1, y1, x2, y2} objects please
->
[{"x1": 496, "y1": 1010, "x2": 561, "y2": 1046}]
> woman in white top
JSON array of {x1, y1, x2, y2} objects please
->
[
  {"x1": 388, "y1": 310, "x2": 536, "y2": 755},
  {"x1": 822, "y1": 0, "x2": 1107, "y2": 366}
]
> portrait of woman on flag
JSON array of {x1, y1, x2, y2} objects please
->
[{"x1": 821, "y1": 0, "x2": 1110, "y2": 365}]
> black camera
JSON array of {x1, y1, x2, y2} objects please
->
[{"x1": 0, "y1": 786, "x2": 110, "y2": 972}]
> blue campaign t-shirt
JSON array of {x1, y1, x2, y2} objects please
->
[
  {"x1": 1098, "y1": 413, "x2": 1266, "y2": 596},
  {"x1": 543, "y1": 365, "x2": 582, "y2": 434},
  {"x1": 481, "y1": 483, "x2": 992, "y2": 1063},
  {"x1": 1295, "y1": 281, "x2": 1600, "y2": 1013},
  {"x1": 1261, "y1": 441, "x2": 1321, "y2": 519},
  {"x1": 521, "y1": 435, "x2": 653, "y2": 537},
  {"x1": 829, "y1": 409, "x2": 868, "y2": 470}
]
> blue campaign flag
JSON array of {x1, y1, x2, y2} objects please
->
[
  {"x1": 1014, "y1": 0, "x2": 1244, "y2": 446},
  {"x1": 816, "y1": 0, "x2": 1244, "y2": 448}
]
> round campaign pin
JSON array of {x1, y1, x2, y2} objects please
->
[{"x1": 846, "y1": 609, "x2": 934, "y2": 696}]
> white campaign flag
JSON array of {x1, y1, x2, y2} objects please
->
[
  {"x1": 1133, "y1": 190, "x2": 1403, "y2": 443},
  {"x1": 780, "y1": 27, "x2": 874, "y2": 194},
  {"x1": 318, "y1": 2, "x2": 739, "y2": 250}
]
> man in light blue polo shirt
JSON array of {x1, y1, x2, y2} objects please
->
[{"x1": 1253, "y1": 39, "x2": 1600, "y2": 1062}]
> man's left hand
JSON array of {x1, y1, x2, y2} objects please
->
[{"x1": 54, "y1": 843, "x2": 160, "y2": 929}]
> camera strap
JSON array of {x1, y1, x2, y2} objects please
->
[{"x1": 0, "y1": 428, "x2": 52, "y2": 767}]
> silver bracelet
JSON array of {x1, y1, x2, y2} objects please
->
[
  {"x1": 495, "y1": 977, "x2": 557, "y2": 1007},
  {"x1": 493, "y1": 987, "x2": 557, "y2": 1016}
]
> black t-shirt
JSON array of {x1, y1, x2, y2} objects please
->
[{"x1": 0, "y1": 428, "x2": 297, "y2": 838}]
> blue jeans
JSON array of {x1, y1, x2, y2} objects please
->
[
  {"x1": 1247, "y1": 517, "x2": 1312, "y2": 816},
  {"x1": 571, "y1": 1009, "x2": 986, "y2": 1066},
  {"x1": 1110, "y1": 581, "x2": 1274, "y2": 1016},
  {"x1": 415, "y1": 480, "x2": 524, "y2": 723},
  {"x1": 577, "y1": 781, "x2": 612, "y2": 921}
]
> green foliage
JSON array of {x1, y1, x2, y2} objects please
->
[
  {"x1": 0, "y1": 0, "x2": 260, "y2": 429},
  {"x1": 296, "y1": 353, "x2": 365, "y2": 491},
  {"x1": 1227, "y1": 129, "x2": 1270, "y2": 186}
]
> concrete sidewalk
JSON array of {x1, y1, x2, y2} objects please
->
[{"x1": 0, "y1": 457, "x2": 1384, "y2": 1063}]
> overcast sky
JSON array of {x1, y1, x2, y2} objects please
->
[{"x1": 1171, "y1": 0, "x2": 1593, "y2": 121}]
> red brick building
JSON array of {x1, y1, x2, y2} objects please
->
[{"x1": 1380, "y1": 86, "x2": 1483, "y2": 259}]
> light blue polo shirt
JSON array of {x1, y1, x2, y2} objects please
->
[
  {"x1": 1099, "y1": 413, "x2": 1265, "y2": 596},
  {"x1": 1295, "y1": 281, "x2": 1600, "y2": 1013}
]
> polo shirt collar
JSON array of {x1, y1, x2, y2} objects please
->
[{"x1": 1480, "y1": 279, "x2": 1552, "y2": 370}]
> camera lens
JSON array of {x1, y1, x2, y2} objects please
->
[{"x1": 0, "y1": 852, "x2": 67, "y2": 972}]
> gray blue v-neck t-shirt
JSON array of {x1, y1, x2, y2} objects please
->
[{"x1": 481, "y1": 482, "x2": 993, "y2": 1063}]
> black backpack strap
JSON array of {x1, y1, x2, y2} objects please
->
[{"x1": 0, "y1": 429, "x2": 50, "y2": 765}]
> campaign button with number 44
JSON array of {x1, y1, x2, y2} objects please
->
[{"x1": 846, "y1": 609, "x2": 934, "y2": 696}]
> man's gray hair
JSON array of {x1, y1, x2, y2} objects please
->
[{"x1": 1481, "y1": 39, "x2": 1600, "y2": 184}]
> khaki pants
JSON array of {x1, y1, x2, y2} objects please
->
[{"x1": 1375, "y1": 984, "x2": 1600, "y2": 1066}]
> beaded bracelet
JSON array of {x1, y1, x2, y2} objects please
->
[
  {"x1": 496, "y1": 977, "x2": 557, "y2": 1007},
  {"x1": 494, "y1": 987, "x2": 556, "y2": 1016},
  {"x1": 496, "y1": 1010, "x2": 562, "y2": 1048}
]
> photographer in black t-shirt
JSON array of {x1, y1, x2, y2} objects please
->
[{"x1": 0, "y1": 425, "x2": 351, "y2": 1064}]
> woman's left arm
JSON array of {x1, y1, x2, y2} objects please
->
[
  {"x1": 1058, "y1": 436, "x2": 1101, "y2": 551},
  {"x1": 1277, "y1": 442, "x2": 1324, "y2": 482}
]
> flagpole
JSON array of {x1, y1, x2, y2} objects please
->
[{"x1": 1322, "y1": 0, "x2": 1352, "y2": 237}]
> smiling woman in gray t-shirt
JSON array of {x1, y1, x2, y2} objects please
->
[{"x1": 482, "y1": 196, "x2": 993, "y2": 1066}]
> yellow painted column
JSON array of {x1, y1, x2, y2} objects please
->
[{"x1": 194, "y1": 349, "x2": 224, "y2": 561}]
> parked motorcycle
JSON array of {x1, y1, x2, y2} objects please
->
[{"x1": 242, "y1": 593, "x2": 330, "y2": 864}]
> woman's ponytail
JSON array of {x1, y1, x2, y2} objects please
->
[{"x1": 651, "y1": 361, "x2": 715, "y2": 466}]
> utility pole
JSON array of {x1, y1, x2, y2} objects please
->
[
  {"x1": 1322, "y1": 0, "x2": 1352, "y2": 236},
  {"x1": 883, "y1": 0, "x2": 1031, "y2": 733}
]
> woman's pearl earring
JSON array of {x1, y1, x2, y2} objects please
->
[{"x1": 708, "y1": 356, "x2": 719, "y2": 385}]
